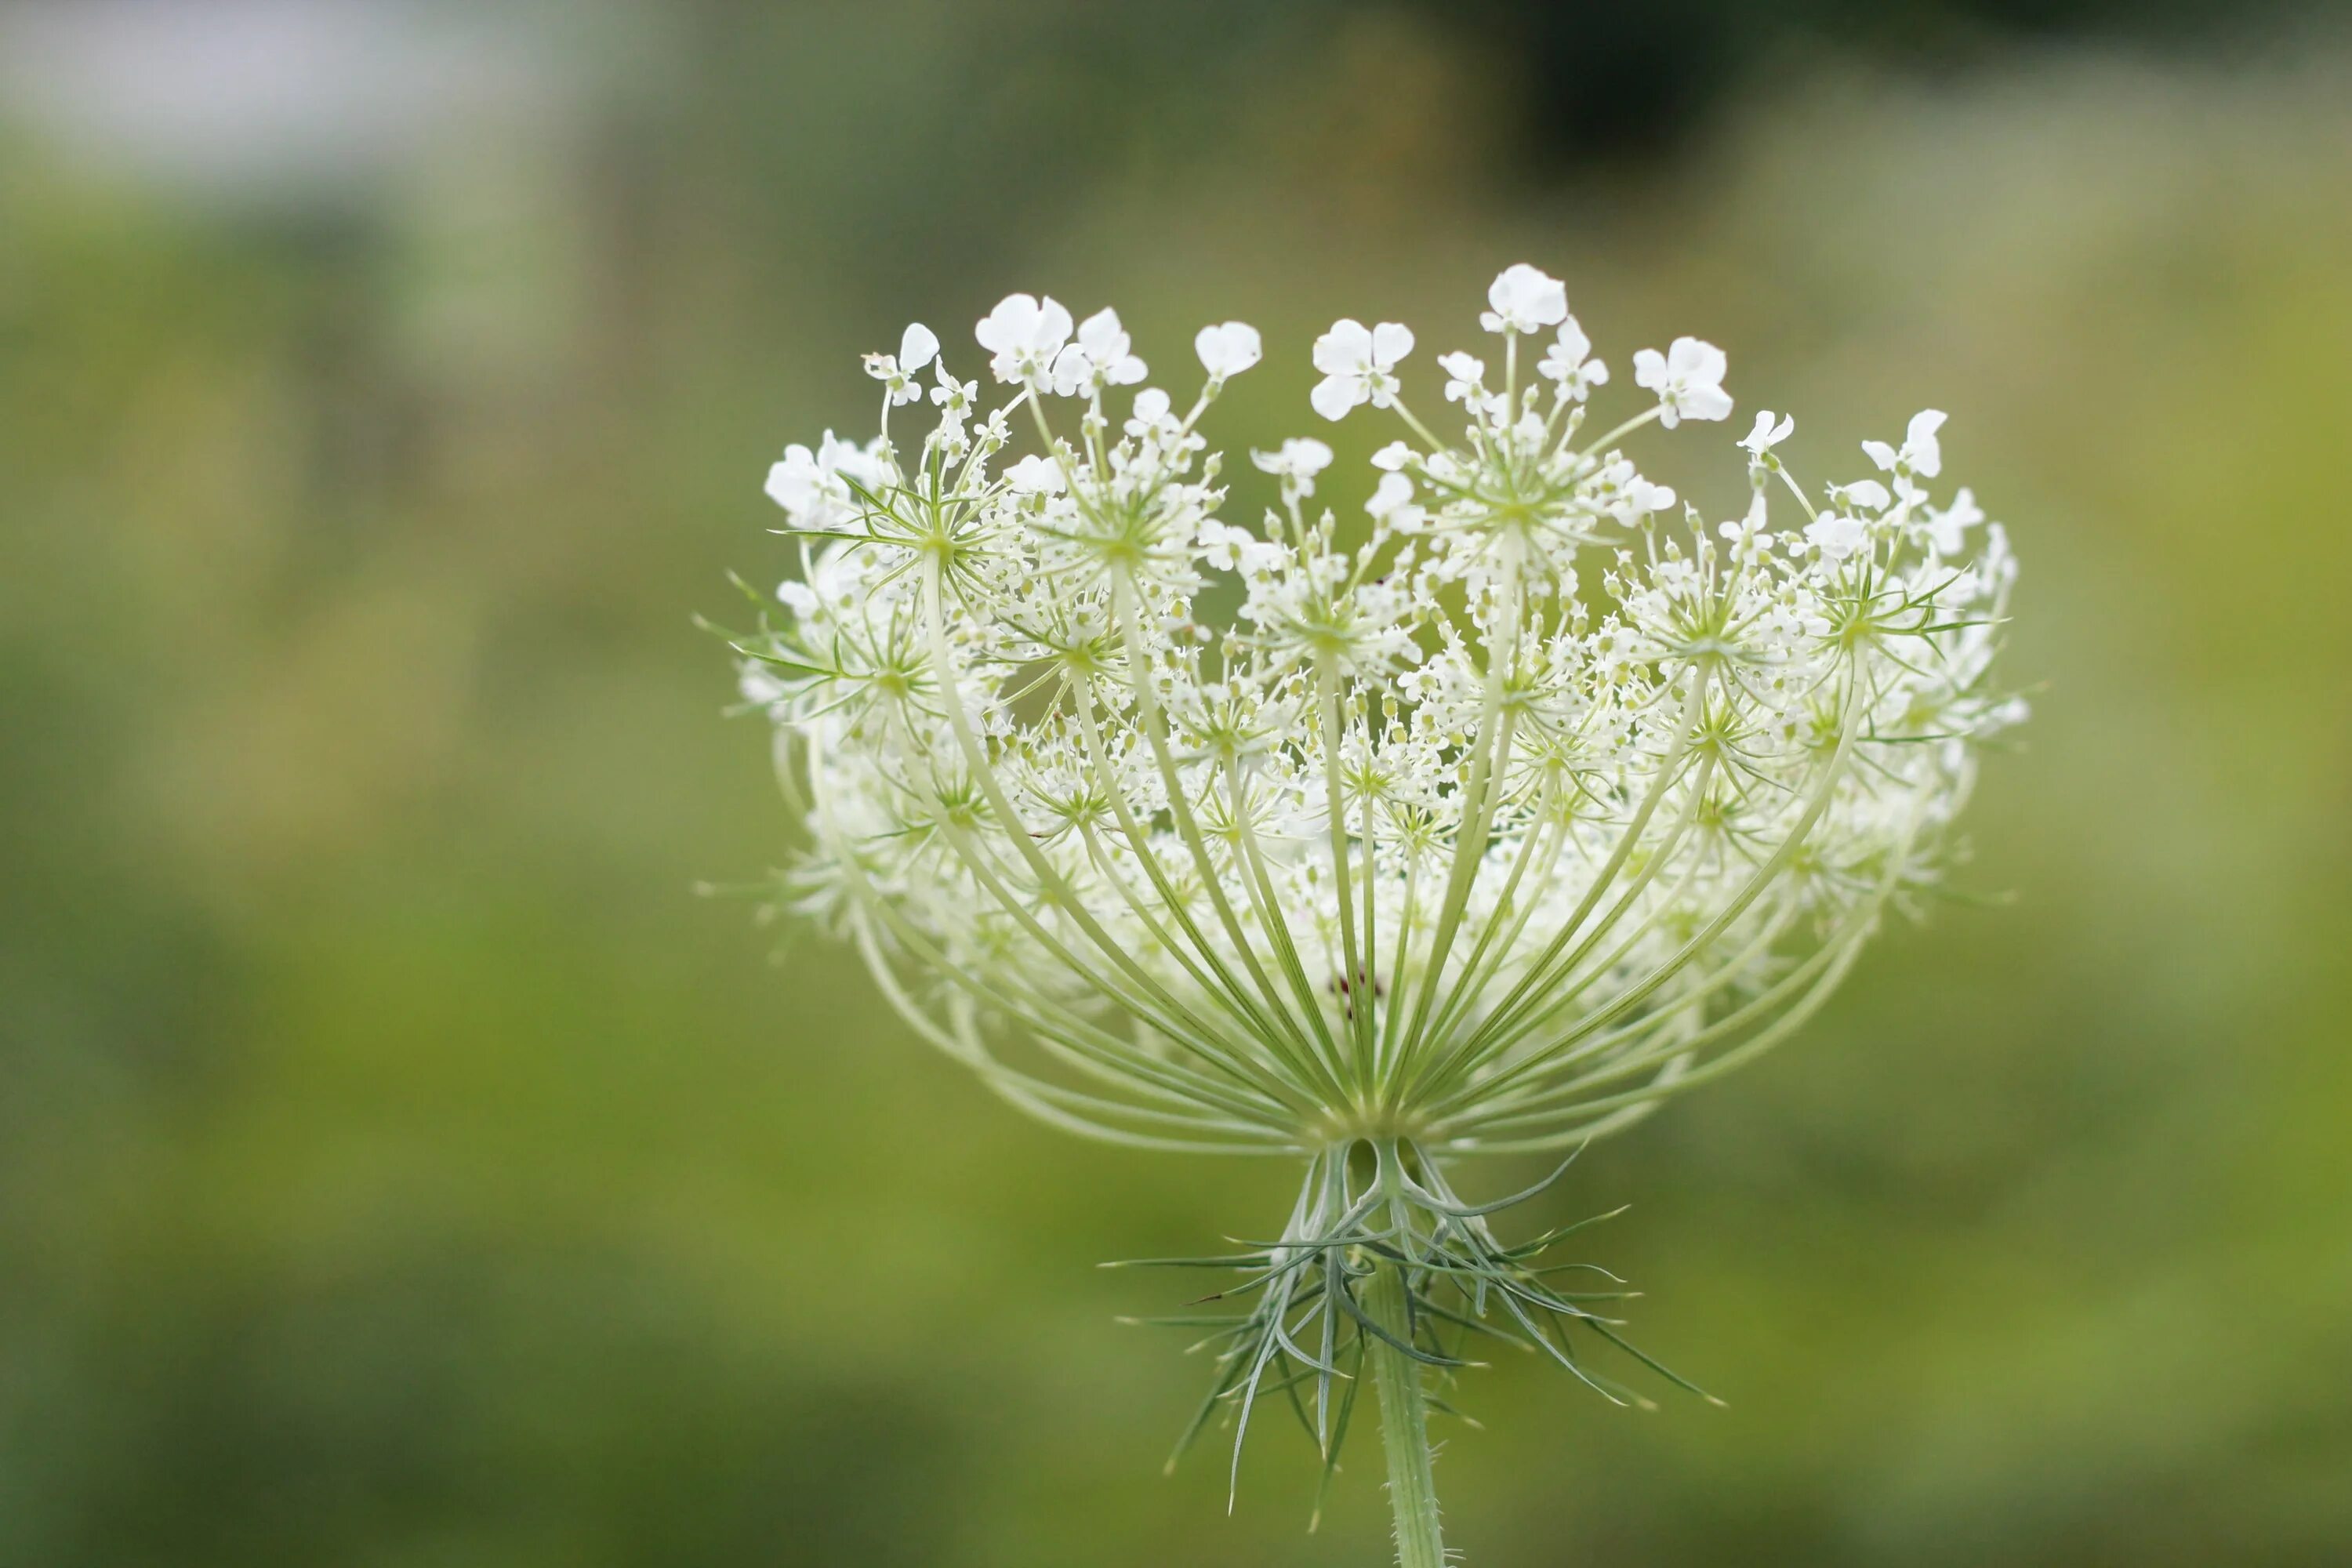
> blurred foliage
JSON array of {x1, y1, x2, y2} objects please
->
[{"x1": 3, "y1": 3, "x2": 2350, "y2": 1565}]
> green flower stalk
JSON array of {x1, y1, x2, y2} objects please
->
[{"x1": 718, "y1": 266, "x2": 2022, "y2": 1563}]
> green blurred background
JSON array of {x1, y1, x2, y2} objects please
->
[{"x1": 5, "y1": 2, "x2": 2349, "y2": 1563}]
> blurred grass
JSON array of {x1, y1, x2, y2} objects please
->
[{"x1": 3, "y1": 7, "x2": 2350, "y2": 1565}]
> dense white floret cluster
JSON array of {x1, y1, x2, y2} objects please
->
[{"x1": 733, "y1": 267, "x2": 2022, "y2": 1159}]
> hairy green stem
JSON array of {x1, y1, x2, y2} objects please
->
[{"x1": 1363, "y1": 1260, "x2": 1447, "y2": 1568}]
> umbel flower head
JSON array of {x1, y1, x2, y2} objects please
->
[{"x1": 719, "y1": 267, "x2": 2023, "y2": 1548}]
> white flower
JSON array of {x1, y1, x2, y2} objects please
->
[
  {"x1": 764, "y1": 430, "x2": 882, "y2": 531},
  {"x1": 1863, "y1": 408, "x2": 1946, "y2": 478},
  {"x1": 1924, "y1": 485, "x2": 1984, "y2": 556},
  {"x1": 1049, "y1": 348, "x2": 1093, "y2": 399},
  {"x1": 1619, "y1": 477, "x2": 1677, "y2": 519},
  {"x1": 930, "y1": 361, "x2": 975, "y2": 410},
  {"x1": 863, "y1": 322, "x2": 940, "y2": 406},
  {"x1": 1194, "y1": 321, "x2": 1262, "y2": 380},
  {"x1": 975, "y1": 292, "x2": 1074, "y2": 387},
  {"x1": 1310, "y1": 319, "x2": 1414, "y2": 422},
  {"x1": 1198, "y1": 519, "x2": 1285, "y2": 576},
  {"x1": 1739, "y1": 410, "x2": 1795, "y2": 456},
  {"x1": 1828, "y1": 477, "x2": 1891, "y2": 513},
  {"x1": 1004, "y1": 453, "x2": 1066, "y2": 494},
  {"x1": 1370, "y1": 440, "x2": 1416, "y2": 471},
  {"x1": 1479, "y1": 263, "x2": 1569, "y2": 335},
  {"x1": 1252, "y1": 437, "x2": 1334, "y2": 497},
  {"x1": 1535, "y1": 317, "x2": 1607, "y2": 401},
  {"x1": 1632, "y1": 336, "x2": 1733, "y2": 427},
  {"x1": 1367, "y1": 470, "x2": 1423, "y2": 527},
  {"x1": 1806, "y1": 512, "x2": 1869, "y2": 560},
  {"x1": 1436, "y1": 351, "x2": 1486, "y2": 405},
  {"x1": 1053, "y1": 307, "x2": 1147, "y2": 396},
  {"x1": 739, "y1": 665, "x2": 791, "y2": 712},
  {"x1": 1125, "y1": 387, "x2": 1181, "y2": 441}
]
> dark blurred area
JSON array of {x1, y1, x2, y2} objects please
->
[
  {"x1": 1454, "y1": 0, "x2": 2327, "y2": 159},
  {"x1": 4, "y1": 1, "x2": 2350, "y2": 1564}
]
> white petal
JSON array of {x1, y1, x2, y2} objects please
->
[
  {"x1": 1682, "y1": 384, "x2": 1734, "y2": 423},
  {"x1": 1667, "y1": 336, "x2": 1724, "y2": 383},
  {"x1": 1907, "y1": 408, "x2": 1947, "y2": 477},
  {"x1": 1035, "y1": 296, "x2": 1073, "y2": 350},
  {"x1": 899, "y1": 322, "x2": 939, "y2": 371},
  {"x1": 1310, "y1": 374, "x2": 1364, "y2": 422},
  {"x1": 1194, "y1": 321, "x2": 1261, "y2": 377},
  {"x1": 1005, "y1": 454, "x2": 1065, "y2": 494},
  {"x1": 1489, "y1": 263, "x2": 1567, "y2": 328},
  {"x1": 1049, "y1": 346, "x2": 1092, "y2": 397},
  {"x1": 976, "y1": 293, "x2": 1040, "y2": 353},
  {"x1": 1367, "y1": 471, "x2": 1415, "y2": 518},
  {"x1": 763, "y1": 459, "x2": 803, "y2": 510},
  {"x1": 1314, "y1": 320, "x2": 1373, "y2": 376},
  {"x1": 1078, "y1": 307, "x2": 1125, "y2": 358}
]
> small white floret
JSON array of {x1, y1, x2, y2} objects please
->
[
  {"x1": 1740, "y1": 410, "x2": 1795, "y2": 456},
  {"x1": 975, "y1": 292, "x2": 1074, "y2": 387},
  {"x1": 1632, "y1": 337, "x2": 1733, "y2": 427},
  {"x1": 1863, "y1": 409, "x2": 1946, "y2": 477},
  {"x1": 1311, "y1": 319, "x2": 1414, "y2": 422},
  {"x1": 1004, "y1": 454, "x2": 1066, "y2": 494},
  {"x1": 1195, "y1": 321, "x2": 1262, "y2": 380},
  {"x1": 1479, "y1": 263, "x2": 1569, "y2": 335}
]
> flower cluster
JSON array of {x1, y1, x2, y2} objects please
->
[
  {"x1": 724, "y1": 266, "x2": 2022, "y2": 1508},
  {"x1": 735, "y1": 267, "x2": 2019, "y2": 1162}
]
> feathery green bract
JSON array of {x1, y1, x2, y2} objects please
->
[{"x1": 1119, "y1": 1139, "x2": 1711, "y2": 1518}]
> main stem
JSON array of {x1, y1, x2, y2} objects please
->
[{"x1": 1363, "y1": 1259, "x2": 1447, "y2": 1568}]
